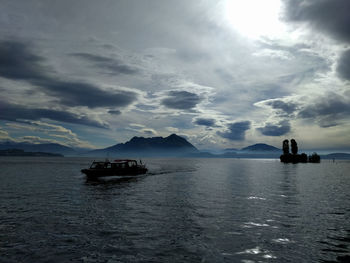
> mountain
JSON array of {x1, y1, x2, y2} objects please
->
[
  {"x1": 224, "y1": 148, "x2": 239, "y2": 152},
  {"x1": 240, "y1": 143, "x2": 280, "y2": 152},
  {"x1": 0, "y1": 141, "x2": 76, "y2": 156},
  {"x1": 88, "y1": 134, "x2": 198, "y2": 157}
]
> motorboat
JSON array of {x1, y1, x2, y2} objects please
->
[{"x1": 81, "y1": 159, "x2": 147, "y2": 178}]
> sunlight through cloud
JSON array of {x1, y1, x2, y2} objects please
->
[{"x1": 224, "y1": 0, "x2": 285, "y2": 38}]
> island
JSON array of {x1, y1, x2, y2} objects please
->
[{"x1": 280, "y1": 139, "x2": 320, "y2": 163}]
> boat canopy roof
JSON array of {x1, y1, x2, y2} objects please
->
[
  {"x1": 90, "y1": 159, "x2": 137, "y2": 164},
  {"x1": 89, "y1": 160, "x2": 139, "y2": 170}
]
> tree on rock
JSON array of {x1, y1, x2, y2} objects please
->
[
  {"x1": 283, "y1": 139, "x2": 289, "y2": 155},
  {"x1": 291, "y1": 139, "x2": 298, "y2": 155},
  {"x1": 280, "y1": 139, "x2": 320, "y2": 163},
  {"x1": 309, "y1": 152, "x2": 320, "y2": 163}
]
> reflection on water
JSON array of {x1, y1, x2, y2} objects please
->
[
  {"x1": 236, "y1": 246, "x2": 277, "y2": 260},
  {"x1": 272, "y1": 238, "x2": 293, "y2": 244},
  {"x1": 85, "y1": 175, "x2": 146, "y2": 186},
  {"x1": 0, "y1": 157, "x2": 350, "y2": 262}
]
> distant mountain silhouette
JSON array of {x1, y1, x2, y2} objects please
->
[
  {"x1": 224, "y1": 148, "x2": 239, "y2": 152},
  {"x1": 1, "y1": 138, "x2": 348, "y2": 159},
  {"x1": 0, "y1": 149, "x2": 63, "y2": 157},
  {"x1": 0, "y1": 141, "x2": 76, "y2": 155},
  {"x1": 88, "y1": 134, "x2": 198, "y2": 157},
  {"x1": 240, "y1": 143, "x2": 280, "y2": 152}
]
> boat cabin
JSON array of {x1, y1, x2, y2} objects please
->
[
  {"x1": 82, "y1": 159, "x2": 147, "y2": 178},
  {"x1": 89, "y1": 160, "x2": 139, "y2": 169}
]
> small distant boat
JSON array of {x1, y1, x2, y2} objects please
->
[{"x1": 81, "y1": 159, "x2": 147, "y2": 178}]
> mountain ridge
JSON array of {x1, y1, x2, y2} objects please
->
[
  {"x1": 240, "y1": 143, "x2": 280, "y2": 152},
  {"x1": 1, "y1": 136, "x2": 349, "y2": 158},
  {"x1": 88, "y1": 134, "x2": 198, "y2": 157}
]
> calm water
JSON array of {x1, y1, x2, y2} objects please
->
[{"x1": 0, "y1": 157, "x2": 349, "y2": 263}]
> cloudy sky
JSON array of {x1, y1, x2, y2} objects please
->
[{"x1": 0, "y1": 0, "x2": 349, "y2": 151}]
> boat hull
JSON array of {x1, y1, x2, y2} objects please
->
[{"x1": 81, "y1": 167, "x2": 147, "y2": 178}]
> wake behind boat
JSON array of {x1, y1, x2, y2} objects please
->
[{"x1": 81, "y1": 159, "x2": 147, "y2": 178}]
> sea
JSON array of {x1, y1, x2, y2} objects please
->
[{"x1": 0, "y1": 157, "x2": 349, "y2": 263}]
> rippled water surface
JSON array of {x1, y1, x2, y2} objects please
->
[{"x1": 1, "y1": 157, "x2": 350, "y2": 262}]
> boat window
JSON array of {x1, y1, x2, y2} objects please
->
[
  {"x1": 91, "y1": 162, "x2": 104, "y2": 169},
  {"x1": 106, "y1": 163, "x2": 111, "y2": 168}
]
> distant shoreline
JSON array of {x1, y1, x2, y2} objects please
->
[{"x1": 0, "y1": 149, "x2": 349, "y2": 160}]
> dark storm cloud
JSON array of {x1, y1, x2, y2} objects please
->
[
  {"x1": 217, "y1": 121, "x2": 251, "y2": 141},
  {"x1": 265, "y1": 100, "x2": 298, "y2": 115},
  {"x1": 257, "y1": 120, "x2": 291, "y2": 136},
  {"x1": 298, "y1": 92, "x2": 350, "y2": 127},
  {"x1": 283, "y1": 0, "x2": 350, "y2": 43},
  {"x1": 71, "y1": 53, "x2": 139, "y2": 75},
  {"x1": 0, "y1": 40, "x2": 138, "y2": 108},
  {"x1": 255, "y1": 98, "x2": 298, "y2": 119},
  {"x1": 337, "y1": 49, "x2": 350, "y2": 81},
  {"x1": 108, "y1": 110, "x2": 121, "y2": 115},
  {"x1": 193, "y1": 117, "x2": 216, "y2": 127},
  {"x1": 34, "y1": 79, "x2": 138, "y2": 108},
  {"x1": 161, "y1": 91, "x2": 202, "y2": 110},
  {"x1": 0, "y1": 100, "x2": 107, "y2": 128},
  {"x1": 0, "y1": 40, "x2": 49, "y2": 80}
]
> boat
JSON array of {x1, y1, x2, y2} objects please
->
[{"x1": 81, "y1": 159, "x2": 147, "y2": 178}]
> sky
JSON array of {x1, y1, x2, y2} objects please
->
[{"x1": 0, "y1": 0, "x2": 349, "y2": 151}]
